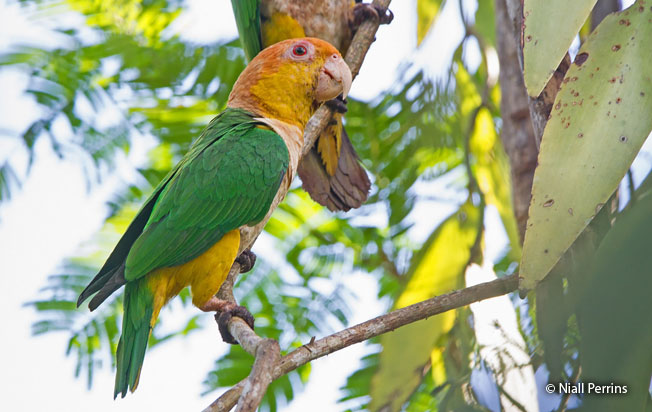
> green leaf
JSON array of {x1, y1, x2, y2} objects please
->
[
  {"x1": 520, "y1": 1, "x2": 652, "y2": 290},
  {"x1": 473, "y1": 0, "x2": 496, "y2": 47},
  {"x1": 417, "y1": 0, "x2": 445, "y2": 46},
  {"x1": 576, "y1": 185, "x2": 652, "y2": 411},
  {"x1": 369, "y1": 202, "x2": 481, "y2": 412},
  {"x1": 522, "y1": 0, "x2": 598, "y2": 96}
]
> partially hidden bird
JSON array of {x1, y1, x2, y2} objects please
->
[
  {"x1": 76, "y1": 38, "x2": 352, "y2": 398},
  {"x1": 231, "y1": 0, "x2": 391, "y2": 211}
]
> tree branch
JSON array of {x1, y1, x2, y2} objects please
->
[
  {"x1": 204, "y1": 273, "x2": 519, "y2": 412},
  {"x1": 302, "y1": 0, "x2": 392, "y2": 156},
  {"x1": 214, "y1": 264, "x2": 282, "y2": 412},
  {"x1": 495, "y1": 0, "x2": 538, "y2": 241},
  {"x1": 208, "y1": 1, "x2": 393, "y2": 410}
]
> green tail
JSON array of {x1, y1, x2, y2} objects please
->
[
  {"x1": 230, "y1": 0, "x2": 262, "y2": 61},
  {"x1": 114, "y1": 279, "x2": 154, "y2": 399}
]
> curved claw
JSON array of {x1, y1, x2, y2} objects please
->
[
  {"x1": 215, "y1": 304, "x2": 255, "y2": 345},
  {"x1": 235, "y1": 249, "x2": 257, "y2": 273},
  {"x1": 378, "y1": 7, "x2": 394, "y2": 25},
  {"x1": 353, "y1": 3, "x2": 394, "y2": 28},
  {"x1": 325, "y1": 95, "x2": 348, "y2": 114}
]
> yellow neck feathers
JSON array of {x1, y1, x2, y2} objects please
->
[{"x1": 228, "y1": 47, "x2": 323, "y2": 129}]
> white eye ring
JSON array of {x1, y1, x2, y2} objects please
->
[
  {"x1": 287, "y1": 41, "x2": 313, "y2": 61},
  {"x1": 292, "y1": 44, "x2": 308, "y2": 57}
]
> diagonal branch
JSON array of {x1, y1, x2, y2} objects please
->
[
  {"x1": 209, "y1": 1, "x2": 393, "y2": 410},
  {"x1": 204, "y1": 273, "x2": 519, "y2": 412}
]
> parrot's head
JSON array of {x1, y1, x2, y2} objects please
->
[{"x1": 228, "y1": 37, "x2": 352, "y2": 128}]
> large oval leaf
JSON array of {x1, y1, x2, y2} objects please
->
[
  {"x1": 520, "y1": 1, "x2": 652, "y2": 290},
  {"x1": 522, "y1": 0, "x2": 597, "y2": 97},
  {"x1": 369, "y1": 202, "x2": 481, "y2": 411}
]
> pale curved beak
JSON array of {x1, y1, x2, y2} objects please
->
[{"x1": 315, "y1": 53, "x2": 352, "y2": 101}]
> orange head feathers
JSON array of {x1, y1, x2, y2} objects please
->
[{"x1": 228, "y1": 37, "x2": 352, "y2": 128}]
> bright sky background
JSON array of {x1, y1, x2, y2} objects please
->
[{"x1": 0, "y1": 0, "x2": 648, "y2": 411}]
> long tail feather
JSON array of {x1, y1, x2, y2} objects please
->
[
  {"x1": 114, "y1": 278, "x2": 155, "y2": 399},
  {"x1": 88, "y1": 264, "x2": 126, "y2": 311}
]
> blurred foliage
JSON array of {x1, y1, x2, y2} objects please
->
[
  {"x1": 4, "y1": 0, "x2": 650, "y2": 411},
  {"x1": 416, "y1": 0, "x2": 445, "y2": 46},
  {"x1": 369, "y1": 201, "x2": 481, "y2": 411}
]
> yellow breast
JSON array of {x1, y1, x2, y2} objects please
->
[{"x1": 146, "y1": 229, "x2": 241, "y2": 326}]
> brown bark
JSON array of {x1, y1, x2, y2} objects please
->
[
  {"x1": 496, "y1": 0, "x2": 572, "y2": 240},
  {"x1": 591, "y1": 0, "x2": 620, "y2": 29},
  {"x1": 495, "y1": 0, "x2": 538, "y2": 241},
  {"x1": 501, "y1": 0, "x2": 568, "y2": 147}
]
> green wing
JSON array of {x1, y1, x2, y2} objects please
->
[
  {"x1": 124, "y1": 112, "x2": 288, "y2": 281},
  {"x1": 231, "y1": 0, "x2": 263, "y2": 61},
  {"x1": 78, "y1": 110, "x2": 258, "y2": 307}
]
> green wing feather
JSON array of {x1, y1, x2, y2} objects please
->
[
  {"x1": 231, "y1": 0, "x2": 263, "y2": 61},
  {"x1": 94, "y1": 107, "x2": 288, "y2": 398},
  {"x1": 78, "y1": 108, "x2": 288, "y2": 307},
  {"x1": 124, "y1": 112, "x2": 289, "y2": 281}
]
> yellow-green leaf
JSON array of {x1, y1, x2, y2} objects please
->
[
  {"x1": 520, "y1": 1, "x2": 652, "y2": 290},
  {"x1": 470, "y1": 108, "x2": 522, "y2": 258},
  {"x1": 455, "y1": 64, "x2": 482, "y2": 117},
  {"x1": 522, "y1": 0, "x2": 598, "y2": 96},
  {"x1": 417, "y1": 0, "x2": 445, "y2": 45},
  {"x1": 369, "y1": 202, "x2": 481, "y2": 412}
]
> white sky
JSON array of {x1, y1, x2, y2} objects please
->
[{"x1": 1, "y1": 0, "x2": 648, "y2": 411}]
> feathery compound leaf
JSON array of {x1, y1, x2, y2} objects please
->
[{"x1": 520, "y1": 1, "x2": 652, "y2": 290}]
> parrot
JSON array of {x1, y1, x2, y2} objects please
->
[
  {"x1": 76, "y1": 38, "x2": 352, "y2": 398},
  {"x1": 231, "y1": 0, "x2": 392, "y2": 212}
]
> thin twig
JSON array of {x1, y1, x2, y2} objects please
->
[
  {"x1": 627, "y1": 168, "x2": 636, "y2": 207},
  {"x1": 204, "y1": 273, "x2": 519, "y2": 412},
  {"x1": 556, "y1": 364, "x2": 581, "y2": 412},
  {"x1": 377, "y1": 246, "x2": 402, "y2": 279}
]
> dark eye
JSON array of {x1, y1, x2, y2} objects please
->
[{"x1": 292, "y1": 45, "x2": 307, "y2": 56}]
